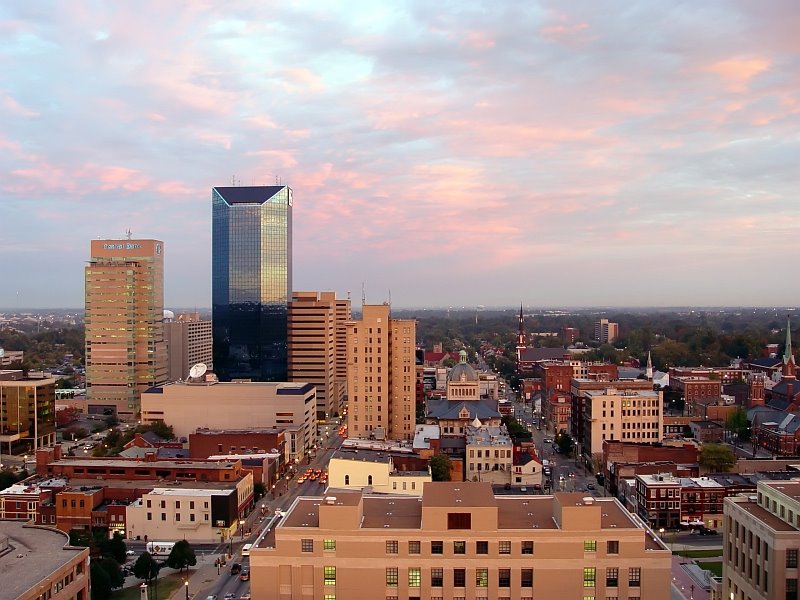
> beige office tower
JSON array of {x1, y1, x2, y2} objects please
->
[
  {"x1": 85, "y1": 239, "x2": 167, "y2": 420},
  {"x1": 164, "y1": 312, "x2": 213, "y2": 382},
  {"x1": 288, "y1": 292, "x2": 351, "y2": 421},
  {"x1": 346, "y1": 304, "x2": 416, "y2": 441}
]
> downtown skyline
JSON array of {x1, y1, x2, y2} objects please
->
[{"x1": 2, "y1": 1, "x2": 800, "y2": 309}]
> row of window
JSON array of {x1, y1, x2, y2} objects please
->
[
  {"x1": 307, "y1": 539, "x2": 619, "y2": 555},
  {"x1": 372, "y1": 567, "x2": 640, "y2": 589}
]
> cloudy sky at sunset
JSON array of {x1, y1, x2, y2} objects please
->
[{"x1": 2, "y1": 1, "x2": 799, "y2": 309}]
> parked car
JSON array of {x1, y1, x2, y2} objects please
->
[
  {"x1": 230, "y1": 562, "x2": 242, "y2": 575},
  {"x1": 240, "y1": 568, "x2": 250, "y2": 581},
  {"x1": 698, "y1": 526, "x2": 718, "y2": 536},
  {"x1": 587, "y1": 483, "x2": 596, "y2": 490}
]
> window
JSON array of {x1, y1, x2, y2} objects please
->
[
  {"x1": 301, "y1": 539, "x2": 313, "y2": 552},
  {"x1": 386, "y1": 540, "x2": 398, "y2": 554},
  {"x1": 448, "y1": 513, "x2": 472, "y2": 529},
  {"x1": 607, "y1": 540, "x2": 619, "y2": 554},
  {"x1": 324, "y1": 596, "x2": 335, "y2": 600},
  {"x1": 409, "y1": 540, "x2": 420, "y2": 554},
  {"x1": 324, "y1": 539, "x2": 336, "y2": 551},
  {"x1": 386, "y1": 567, "x2": 398, "y2": 587},
  {"x1": 629, "y1": 568, "x2": 640, "y2": 587},
  {"x1": 431, "y1": 568, "x2": 443, "y2": 587},
  {"x1": 787, "y1": 578, "x2": 798, "y2": 600},
  {"x1": 161, "y1": 513, "x2": 166, "y2": 521},
  {"x1": 521, "y1": 569, "x2": 533, "y2": 587},
  {"x1": 499, "y1": 540, "x2": 511, "y2": 554},
  {"x1": 431, "y1": 541, "x2": 443, "y2": 554},
  {"x1": 408, "y1": 568, "x2": 421, "y2": 587},
  {"x1": 499, "y1": 568, "x2": 511, "y2": 587},
  {"x1": 324, "y1": 566, "x2": 336, "y2": 585},
  {"x1": 476, "y1": 568, "x2": 488, "y2": 587},
  {"x1": 788, "y1": 549, "x2": 798, "y2": 568},
  {"x1": 584, "y1": 567, "x2": 596, "y2": 587},
  {"x1": 606, "y1": 567, "x2": 619, "y2": 587},
  {"x1": 453, "y1": 541, "x2": 466, "y2": 554},
  {"x1": 584, "y1": 540, "x2": 597, "y2": 552},
  {"x1": 344, "y1": 475, "x2": 350, "y2": 485},
  {"x1": 476, "y1": 541, "x2": 489, "y2": 554},
  {"x1": 522, "y1": 540, "x2": 534, "y2": 554},
  {"x1": 454, "y1": 568, "x2": 466, "y2": 587}
]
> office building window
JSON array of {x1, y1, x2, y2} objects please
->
[
  {"x1": 787, "y1": 578, "x2": 797, "y2": 600},
  {"x1": 454, "y1": 568, "x2": 466, "y2": 587},
  {"x1": 454, "y1": 541, "x2": 466, "y2": 554},
  {"x1": 522, "y1": 541, "x2": 534, "y2": 554},
  {"x1": 584, "y1": 540, "x2": 597, "y2": 552},
  {"x1": 323, "y1": 596, "x2": 335, "y2": 600},
  {"x1": 431, "y1": 540, "x2": 443, "y2": 554},
  {"x1": 324, "y1": 539, "x2": 336, "y2": 551},
  {"x1": 386, "y1": 540, "x2": 398, "y2": 554},
  {"x1": 408, "y1": 568, "x2": 421, "y2": 587},
  {"x1": 521, "y1": 569, "x2": 533, "y2": 587},
  {"x1": 324, "y1": 566, "x2": 336, "y2": 585},
  {"x1": 629, "y1": 568, "x2": 640, "y2": 587},
  {"x1": 386, "y1": 567, "x2": 398, "y2": 587},
  {"x1": 431, "y1": 568, "x2": 443, "y2": 587},
  {"x1": 476, "y1": 541, "x2": 488, "y2": 554},
  {"x1": 409, "y1": 541, "x2": 420, "y2": 554},
  {"x1": 606, "y1": 567, "x2": 619, "y2": 587},
  {"x1": 301, "y1": 539, "x2": 313, "y2": 552},
  {"x1": 584, "y1": 567, "x2": 596, "y2": 587},
  {"x1": 447, "y1": 513, "x2": 471, "y2": 529},
  {"x1": 607, "y1": 540, "x2": 619, "y2": 554},
  {"x1": 499, "y1": 540, "x2": 511, "y2": 554},
  {"x1": 476, "y1": 568, "x2": 488, "y2": 587},
  {"x1": 499, "y1": 568, "x2": 511, "y2": 587}
]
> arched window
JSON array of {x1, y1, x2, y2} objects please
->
[
  {"x1": 368, "y1": 475, "x2": 373, "y2": 485},
  {"x1": 345, "y1": 475, "x2": 350, "y2": 486}
]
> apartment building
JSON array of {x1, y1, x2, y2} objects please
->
[
  {"x1": 583, "y1": 388, "x2": 664, "y2": 456},
  {"x1": 724, "y1": 479, "x2": 800, "y2": 600},
  {"x1": 346, "y1": 304, "x2": 417, "y2": 441},
  {"x1": 141, "y1": 380, "x2": 316, "y2": 461},
  {"x1": 465, "y1": 425, "x2": 514, "y2": 485},
  {"x1": 670, "y1": 376, "x2": 722, "y2": 416},
  {"x1": 289, "y1": 291, "x2": 351, "y2": 421},
  {"x1": 594, "y1": 319, "x2": 619, "y2": 344},
  {"x1": 1, "y1": 521, "x2": 90, "y2": 600},
  {"x1": 164, "y1": 312, "x2": 212, "y2": 382},
  {"x1": 250, "y1": 483, "x2": 671, "y2": 600}
]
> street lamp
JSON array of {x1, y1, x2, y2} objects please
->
[
  {"x1": 184, "y1": 579, "x2": 189, "y2": 600},
  {"x1": 239, "y1": 519, "x2": 246, "y2": 539}
]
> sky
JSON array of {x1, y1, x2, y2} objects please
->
[{"x1": 2, "y1": 1, "x2": 799, "y2": 309}]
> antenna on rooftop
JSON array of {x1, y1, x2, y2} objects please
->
[
  {"x1": 125, "y1": 228, "x2": 132, "y2": 240},
  {"x1": 231, "y1": 175, "x2": 236, "y2": 186},
  {"x1": 362, "y1": 282, "x2": 366, "y2": 307}
]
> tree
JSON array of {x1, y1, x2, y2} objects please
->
[
  {"x1": 166, "y1": 540, "x2": 197, "y2": 573},
  {"x1": 56, "y1": 406, "x2": 80, "y2": 427},
  {"x1": 556, "y1": 430, "x2": 574, "y2": 455},
  {"x1": 97, "y1": 558, "x2": 125, "y2": 590},
  {"x1": 699, "y1": 443, "x2": 736, "y2": 473},
  {"x1": 726, "y1": 408, "x2": 751, "y2": 442},
  {"x1": 90, "y1": 561, "x2": 112, "y2": 600},
  {"x1": 105, "y1": 531, "x2": 128, "y2": 564},
  {"x1": 254, "y1": 482, "x2": 266, "y2": 499},
  {"x1": 133, "y1": 551, "x2": 160, "y2": 583},
  {"x1": 430, "y1": 454, "x2": 452, "y2": 481}
]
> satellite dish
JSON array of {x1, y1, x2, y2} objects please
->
[{"x1": 189, "y1": 363, "x2": 208, "y2": 380}]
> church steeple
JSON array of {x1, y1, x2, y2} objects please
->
[
  {"x1": 783, "y1": 315, "x2": 796, "y2": 379},
  {"x1": 646, "y1": 351, "x2": 653, "y2": 381},
  {"x1": 517, "y1": 303, "x2": 525, "y2": 347}
]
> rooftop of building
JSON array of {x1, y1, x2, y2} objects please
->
[
  {"x1": 47, "y1": 457, "x2": 239, "y2": 469},
  {"x1": 192, "y1": 427, "x2": 286, "y2": 436},
  {"x1": 427, "y1": 398, "x2": 501, "y2": 420},
  {"x1": 691, "y1": 420, "x2": 724, "y2": 429},
  {"x1": 636, "y1": 473, "x2": 682, "y2": 486},
  {"x1": 139, "y1": 487, "x2": 236, "y2": 498},
  {"x1": 762, "y1": 480, "x2": 800, "y2": 502},
  {"x1": 145, "y1": 381, "x2": 314, "y2": 395},
  {"x1": 585, "y1": 388, "x2": 660, "y2": 399},
  {"x1": 0, "y1": 477, "x2": 68, "y2": 496},
  {"x1": 0, "y1": 521, "x2": 87, "y2": 600},
  {"x1": 730, "y1": 499, "x2": 797, "y2": 531},
  {"x1": 213, "y1": 185, "x2": 288, "y2": 204},
  {"x1": 412, "y1": 425, "x2": 440, "y2": 450},
  {"x1": 61, "y1": 478, "x2": 243, "y2": 492},
  {"x1": 465, "y1": 425, "x2": 511, "y2": 446}
]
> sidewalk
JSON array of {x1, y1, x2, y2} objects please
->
[
  {"x1": 168, "y1": 553, "x2": 221, "y2": 600},
  {"x1": 671, "y1": 555, "x2": 711, "y2": 600}
]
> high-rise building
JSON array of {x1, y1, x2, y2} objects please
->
[
  {"x1": 288, "y1": 292, "x2": 351, "y2": 421},
  {"x1": 594, "y1": 319, "x2": 619, "y2": 344},
  {"x1": 212, "y1": 186, "x2": 292, "y2": 382},
  {"x1": 85, "y1": 239, "x2": 167, "y2": 419},
  {"x1": 164, "y1": 312, "x2": 213, "y2": 382},
  {"x1": 346, "y1": 304, "x2": 416, "y2": 441},
  {"x1": 0, "y1": 374, "x2": 57, "y2": 451}
]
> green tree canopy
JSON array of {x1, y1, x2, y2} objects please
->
[
  {"x1": 556, "y1": 430, "x2": 574, "y2": 455},
  {"x1": 699, "y1": 443, "x2": 736, "y2": 473},
  {"x1": 90, "y1": 561, "x2": 112, "y2": 600},
  {"x1": 133, "y1": 551, "x2": 160, "y2": 583},
  {"x1": 166, "y1": 540, "x2": 197, "y2": 573},
  {"x1": 103, "y1": 531, "x2": 127, "y2": 564},
  {"x1": 726, "y1": 408, "x2": 751, "y2": 442},
  {"x1": 430, "y1": 454, "x2": 452, "y2": 481}
]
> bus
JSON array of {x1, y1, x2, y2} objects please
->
[{"x1": 241, "y1": 543, "x2": 253, "y2": 556}]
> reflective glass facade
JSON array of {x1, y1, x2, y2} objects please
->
[{"x1": 212, "y1": 186, "x2": 292, "y2": 381}]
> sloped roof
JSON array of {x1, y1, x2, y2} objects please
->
[
  {"x1": 213, "y1": 185, "x2": 287, "y2": 204},
  {"x1": 518, "y1": 347, "x2": 568, "y2": 362},
  {"x1": 427, "y1": 398, "x2": 501, "y2": 420}
]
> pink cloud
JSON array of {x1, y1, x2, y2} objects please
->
[
  {"x1": 705, "y1": 57, "x2": 770, "y2": 92},
  {"x1": 1, "y1": 91, "x2": 39, "y2": 117}
]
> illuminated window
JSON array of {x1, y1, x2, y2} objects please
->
[
  {"x1": 324, "y1": 539, "x2": 336, "y2": 551},
  {"x1": 476, "y1": 568, "x2": 488, "y2": 587},
  {"x1": 408, "y1": 568, "x2": 421, "y2": 587},
  {"x1": 324, "y1": 567, "x2": 336, "y2": 585},
  {"x1": 584, "y1": 567, "x2": 596, "y2": 587},
  {"x1": 386, "y1": 567, "x2": 398, "y2": 586},
  {"x1": 584, "y1": 540, "x2": 597, "y2": 552}
]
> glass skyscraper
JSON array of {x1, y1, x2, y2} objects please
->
[{"x1": 212, "y1": 186, "x2": 292, "y2": 381}]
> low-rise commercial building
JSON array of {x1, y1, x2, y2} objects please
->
[
  {"x1": 465, "y1": 424, "x2": 514, "y2": 485},
  {"x1": 250, "y1": 483, "x2": 672, "y2": 600},
  {"x1": 141, "y1": 380, "x2": 316, "y2": 462},
  {"x1": 327, "y1": 449, "x2": 431, "y2": 495},
  {"x1": 0, "y1": 521, "x2": 90, "y2": 600},
  {"x1": 583, "y1": 388, "x2": 663, "y2": 456}
]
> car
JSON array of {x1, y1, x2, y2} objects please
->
[
  {"x1": 568, "y1": 472, "x2": 575, "y2": 478},
  {"x1": 224, "y1": 593, "x2": 236, "y2": 600},
  {"x1": 205, "y1": 596, "x2": 217, "y2": 600},
  {"x1": 240, "y1": 595, "x2": 251, "y2": 600},
  {"x1": 698, "y1": 526, "x2": 718, "y2": 536},
  {"x1": 543, "y1": 438, "x2": 553, "y2": 444},
  {"x1": 240, "y1": 568, "x2": 250, "y2": 581},
  {"x1": 126, "y1": 549, "x2": 136, "y2": 556},
  {"x1": 587, "y1": 483, "x2": 596, "y2": 490},
  {"x1": 231, "y1": 562, "x2": 242, "y2": 575}
]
